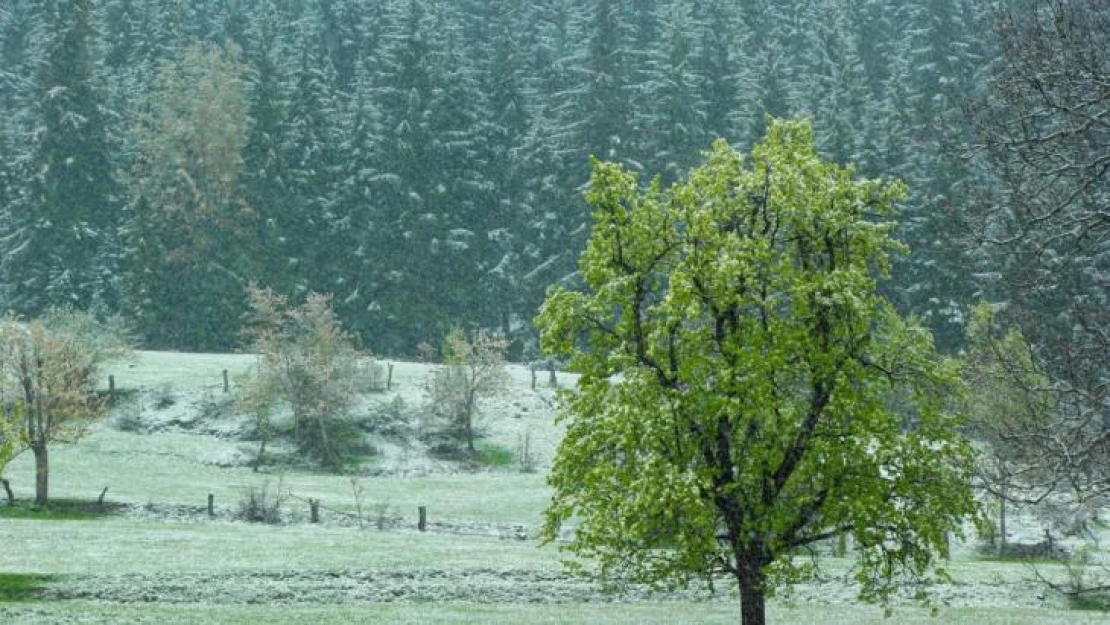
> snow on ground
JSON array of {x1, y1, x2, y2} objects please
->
[{"x1": 1, "y1": 351, "x2": 1105, "y2": 622}]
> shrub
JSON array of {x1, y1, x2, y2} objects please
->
[
  {"x1": 152, "y1": 384, "x2": 177, "y2": 410},
  {"x1": 239, "y1": 285, "x2": 367, "y2": 471},
  {"x1": 423, "y1": 328, "x2": 508, "y2": 457},
  {"x1": 237, "y1": 479, "x2": 285, "y2": 524},
  {"x1": 359, "y1": 395, "x2": 411, "y2": 437}
]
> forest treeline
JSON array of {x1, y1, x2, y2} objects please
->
[{"x1": 1, "y1": 0, "x2": 988, "y2": 355}]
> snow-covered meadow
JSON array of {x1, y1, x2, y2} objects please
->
[{"x1": 0, "y1": 351, "x2": 1106, "y2": 623}]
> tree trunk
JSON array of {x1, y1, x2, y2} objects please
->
[
  {"x1": 1, "y1": 478, "x2": 13, "y2": 505},
  {"x1": 464, "y1": 390, "x2": 476, "y2": 455},
  {"x1": 738, "y1": 567, "x2": 766, "y2": 625},
  {"x1": 998, "y1": 481, "x2": 1008, "y2": 557},
  {"x1": 33, "y1": 443, "x2": 48, "y2": 506}
]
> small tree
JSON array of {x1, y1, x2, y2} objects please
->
[
  {"x1": 240, "y1": 285, "x2": 363, "y2": 470},
  {"x1": 0, "y1": 402, "x2": 22, "y2": 505},
  {"x1": 963, "y1": 302, "x2": 1056, "y2": 555},
  {"x1": 536, "y1": 119, "x2": 978, "y2": 625},
  {"x1": 425, "y1": 328, "x2": 509, "y2": 456},
  {"x1": 0, "y1": 314, "x2": 109, "y2": 505}
]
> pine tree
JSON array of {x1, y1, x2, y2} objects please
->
[
  {"x1": 2, "y1": 0, "x2": 121, "y2": 314},
  {"x1": 240, "y1": 1, "x2": 295, "y2": 295},
  {"x1": 692, "y1": 0, "x2": 744, "y2": 145}
]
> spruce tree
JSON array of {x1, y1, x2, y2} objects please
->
[{"x1": 3, "y1": 0, "x2": 121, "y2": 314}]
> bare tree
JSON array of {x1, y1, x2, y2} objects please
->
[
  {"x1": 964, "y1": 0, "x2": 1110, "y2": 508},
  {"x1": 963, "y1": 2, "x2": 1110, "y2": 604},
  {"x1": 424, "y1": 328, "x2": 509, "y2": 456}
]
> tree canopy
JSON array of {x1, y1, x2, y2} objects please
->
[{"x1": 537, "y1": 118, "x2": 978, "y2": 625}]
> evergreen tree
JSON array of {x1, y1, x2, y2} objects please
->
[
  {"x1": 692, "y1": 0, "x2": 744, "y2": 145},
  {"x1": 240, "y1": 1, "x2": 295, "y2": 295},
  {"x1": 467, "y1": 0, "x2": 533, "y2": 342},
  {"x1": 894, "y1": 0, "x2": 985, "y2": 350},
  {"x1": 580, "y1": 0, "x2": 630, "y2": 163},
  {"x1": 2, "y1": 0, "x2": 121, "y2": 314},
  {"x1": 281, "y1": 39, "x2": 345, "y2": 296}
]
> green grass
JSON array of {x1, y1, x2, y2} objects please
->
[
  {"x1": 476, "y1": 441, "x2": 515, "y2": 468},
  {"x1": 0, "y1": 518, "x2": 560, "y2": 575},
  {"x1": 0, "y1": 574, "x2": 53, "y2": 602},
  {"x1": 1, "y1": 601, "x2": 1108, "y2": 624},
  {"x1": 1067, "y1": 593, "x2": 1110, "y2": 612},
  {"x1": 0, "y1": 498, "x2": 121, "y2": 520},
  {"x1": 0, "y1": 350, "x2": 1103, "y2": 624}
]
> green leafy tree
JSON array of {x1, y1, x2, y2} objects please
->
[
  {"x1": 536, "y1": 119, "x2": 978, "y2": 625},
  {"x1": 122, "y1": 42, "x2": 254, "y2": 350},
  {"x1": 0, "y1": 313, "x2": 113, "y2": 505},
  {"x1": 963, "y1": 302, "x2": 1055, "y2": 556},
  {"x1": 0, "y1": 402, "x2": 22, "y2": 505}
]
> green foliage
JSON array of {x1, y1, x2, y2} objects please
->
[
  {"x1": 964, "y1": 302, "x2": 1054, "y2": 444},
  {"x1": 0, "y1": 312, "x2": 114, "y2": 504},
  {"x1": 0, "y1": 498, "x2": 121, "y2": 521},
  {"x1": 536, "y1": 118, "x2": 978, "y2": 621},
  {"x1": 475, "y1": 442, "x2": 515, "y2": 468},
  {"x1": 0, "y1": 402, "x2": 22, "y2": 487},
  {"x1": 0, "y1": 573, "x2": 53, "y2": 602},
  {"x1": 239, "y1": 285, "x2": 366, "y2": 471}
]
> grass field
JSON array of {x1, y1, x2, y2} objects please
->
[{"x1": 1, "y1": 351, "x2": 1106, "y2": 623}]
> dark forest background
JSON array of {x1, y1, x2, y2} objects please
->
[{"x1": 0, "y1": 0, "x2": 994, "y2": 356}]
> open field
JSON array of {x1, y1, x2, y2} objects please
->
[{"x1": 1, "y1": 351, "x2": 1107, "y2": 623}]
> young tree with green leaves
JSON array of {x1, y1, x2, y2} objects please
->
[
  {"x1": 0, "y1": 402, "x2": 22, "y2": 505},
  {"x1": 0, "y1": 313, "x2": 113, "y2": 505},
  {"x1": 536, "y1": 119, "x2": 978, "y2": 625}
]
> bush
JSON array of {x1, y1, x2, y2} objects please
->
[
  {"x1": 476, "y1": 442, "x2": 514, "y2": 468},
  {"x1": 357, "y1": 359, "x2": 388, "y2": 393},
  {"x1": 358, "y1": 395, "x2": 411, "y2": 437},
  {"x1": 152, "y1": 384, "x2": 177, "y2": 410},
  {"x1": 239, "y1": 285, "x2": 367, "y2": 471},
  {"x1": 237, "y1": 479, "x2": 285, "y2": 524},
  {"x1": 113, "y1": 400, "x2": 145, "y2": 433},
  {"x1": 423, "y1": 328, "x2": 508, "y2": 457}
]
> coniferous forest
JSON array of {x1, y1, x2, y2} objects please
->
[{"x1": 0, "y1": 0, "x2": 1031, "y2": 356}]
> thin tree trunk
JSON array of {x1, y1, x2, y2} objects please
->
[
  {"x1": 998, "y1": 482, "x2": 1008, "y2": 557},
  {"x1": 1, "y1": 478, "x2": 13, "y2": 505},
  {"x1": 33, "y1": 443, "x2": 48, "y2": 506},
  {"x1": 464, "y1": 389, "x2": 476, "y2": 455},
  {"x1": 738, "y1": 567, "x2": 766, "y2": 625}
]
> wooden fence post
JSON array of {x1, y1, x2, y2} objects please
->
[
  {"x1": 530, "y1": 364, "x2": 536, "y2": 391},
  {"x1": 309, "y1": 499, "x2": 320, "y2": 523},
  {"x1": 222, "y1": 369, "x2": 229, "y2": 393},
  {"x1": 548, "y1": 360, "x2": 557, "y2": 387},
  {"x1": 418, "y1": 505, "x2": 427, "y2": 532},
  {"x1": 387, "y1": 363, "x2": 394, "y2": 391},
  {"x1": 108, "y1": 375, "x2": 116, "y2": 403},
  {"x1": 207, "y1": 493, "x2": 215, "y2": 518}
]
